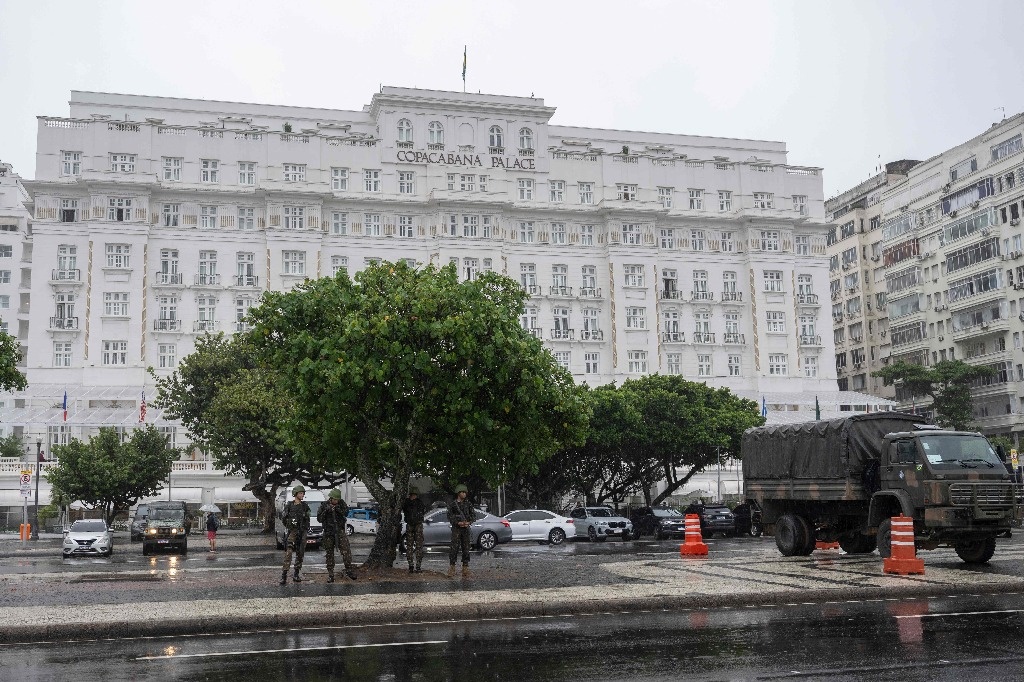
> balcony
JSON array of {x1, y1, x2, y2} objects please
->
[
  {"x1": 691, "y1": 291, "x2": 714, "y2": 302},
  {"x1": 427, "y1": 142, "x2": 445, "y2": 151},
  {"x1": 548, "y1": 286, "x2": 573, "y2": 297},
  {"x1": 527, "y1": 327, "x2": 542, "y2": 339},
  {"x1": 518, "y1": 148, "x2": 534, "y2": 157},
  {"x1": 49, "y1": 316, "x2": 78, "y2": 330},
  {"x1": 235, "y1": 321, "x2": 252, "y2": 332},
  {"x1": 797, "y1": 293, "x2": 820, "y2": 305},
  {"x1": 50, "y1": 269, "x2": 81, "y2": 282},
  {"x1": 579, "y1": 288, "x2": 603, "y2": 299},
  {"x1": 194, "y1": 274, "x2": 221, "y2": 286},
  {"x1": 580, "y1": 329, "x2": 604, "y2": 341},
  {"x1": 154, "y1": 319, "x2": 181, "y2": 332},
  {"x1": 660, "y1": 290, "x2": 682, "y2": 300},
  {"x1": 693, "y1": 332, "x2": 716, "y2": 344},
  {"x1": 721, "y1": 292, "x2": 743, "y2": 302},
  {"x1": 661, "y1": 331, "x2": 685, "y2": 343},
  {"x1": 524, "y1": 284, "x2": 542, "y2": 296},
  {"x1": 724, "y1": 333, "x2": 745, "y2": 344},
  {"x1": 550, "y1": 328, "x2": 575, "y2": 341},
  {"x1": 234, "y1": 275, "x2": 260, "y2": 287},
  {"x1": 155, "y1": 273, "x2": 183, "y2": 286},
  {"x1": 193, "y1": 320, "x2": 218, "y2": 333},
  {"x1": 799, "y1": 335, "x2": 822, "y2": 346},
  {"x1": 488, "y1": 146, "x2": 505, "y2": 155}
]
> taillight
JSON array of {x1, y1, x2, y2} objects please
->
[
  {"x1": 500, "y1": 520, "x2": 510, "y2": 528},
  {"x1": 566, "y1": 519, "x2": 574, "y2": 524}
]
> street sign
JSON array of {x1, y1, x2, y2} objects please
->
[
  {"x1": 1012, "y1": 448, "x2": 1019, "y2": 469},
  {"x1": 20, "y1": 484, "x2": 30, "y2": 498},
  {"x1": 19, "y1": 473, "x2": 31, "y2": 486}
]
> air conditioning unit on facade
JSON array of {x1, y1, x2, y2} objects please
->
[
  {"x1": 1016, "y1": 283, "x2": 1024, "y2": 290},
  {"x1": 938, "y1": 336, "x2": 944, "y2": 341},
  {"x1": 950, "y1": 210, "x2": 958, "y2": 218},
  {"x1": 1019, "y1": 313, "x2": 1024, "y2": 322},
  {"x1": 981, "y1": 322, "x2": 990, "y2": 329},
  {"x1": 970, "y1": 201, "x2": 981, "y2": 209},
  {"x1": 943, "y1": 184, "x2": 951, "y2": 193},
  {"x1": 981, "y1": 227, "x2": 991, "y2": 236},
  {"x1": 1011, "y1": 219, "x2": 1021, "y2": 226},
  {"x1": 842, "y1": 262, "x2": 851, "y2": 270},
  {"x1": 1014, "y1": 251, "x2": 1023, "y2": 259}
]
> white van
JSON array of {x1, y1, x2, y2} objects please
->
[{"x1": 275, "y1": 487, "x2": 326, "y2": 550}]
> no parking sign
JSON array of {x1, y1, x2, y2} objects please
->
[{"x1": 19, "y1": 470, "x2": 31, "y2": 497}]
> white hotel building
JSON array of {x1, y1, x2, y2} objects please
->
[{"x1": 0, "y1": 86, "x2": 892, "y2": 477}]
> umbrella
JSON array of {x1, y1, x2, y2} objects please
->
[{"x1": 199, "y1": 504, "x2": 222, "y2": 514}]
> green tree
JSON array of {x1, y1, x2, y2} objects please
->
[
  {"x1": 46, "y1": 426, "x2": 177, "y2": 525},
  {"x1": 873, "y1": 360, "x2": 993, "y2": 430},
  {"x1": 156, "y1": 333, "x2": 350, "y2": 533},
  {"x1": 0, "y1": 331, "x2": 27, "y2": 392},
  {"x1": 0, "y1": 432, "x2": 23, "y2": 459},
  {"x1": 248, "y1": 261, "x2": 589, "y2": 568}
]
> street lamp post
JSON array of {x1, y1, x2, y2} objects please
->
[{"x1": 31, "y1": 439, "x2": 42, "y2": 540}]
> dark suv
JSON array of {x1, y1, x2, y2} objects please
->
[
  {"x1": 630, "y1": 507, "x2": 686, "y2": 539},
  {"x1": 684, "y1": 502, "x2": 735, "y2": 537}
]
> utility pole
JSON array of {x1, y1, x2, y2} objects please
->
[
  {"x1": 716, "y1": 446, "x2": 722, "y2": 503},
  {"x1": 31, "y1": 439, "x2": 42, "y2": 540}
]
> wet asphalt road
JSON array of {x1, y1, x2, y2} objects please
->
[{"x1": 3, "y1": 592, "x2": 1024, "y2": 681}]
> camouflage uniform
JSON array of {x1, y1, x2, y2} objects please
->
[
  {"x1": 280, "y1": 499, "x2": 310, "y2": 582},
  {"x1": 447, "y1": 496, "x2": 475, "y2": 569},
  {"x1": 318, "y1": 494, "x2": 356, "y2": 581},
  {"x1": 402, "y1": 495, "x2": 427, "y2": 571}
]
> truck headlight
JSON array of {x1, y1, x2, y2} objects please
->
[{"x1": 147, "y1": 528, "x2": 157, "y2": 535}]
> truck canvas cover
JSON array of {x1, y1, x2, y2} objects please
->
[{"x1": 742, "y1": 413, "x2": 927, "y2": 480}]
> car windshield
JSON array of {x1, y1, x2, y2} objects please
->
[
  {"x1": 70, "y1": 520, "x2": 106, "y2": 532},
  {"x1": 150, "y1": 508, "x2": 184, "y2": 521},
  {"x1": 307, "y1": 502, "x2": 322, "y2": 517},
  {"x1": 653, "y1": 509, "x2": 682, "y2": 517},
  {"x1": 134, "y1": 506, "x2": 149, "y2": 518},
  {"x1": 587, "y1": 508, "x2": 614, "y2": 517},
  {"x1": 920, "y1": 435, "x2": 1004, "y2": 469}
]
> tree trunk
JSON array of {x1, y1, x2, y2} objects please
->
[{"x1": 253, "y1": 487, "x2": 277, "y2": 534}]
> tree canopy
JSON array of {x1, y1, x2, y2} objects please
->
[
  {"x1": 155, "y1": 333, "x2": 350, "y2": 533},
  {"x1": 0, "y1": 331, "x2": 27, "y2": 392},
  {"x1": 46, "y1": 426, "x2": 177, "y2": 525},
  {"x1": 248, "y1": 261, "x2": 589, "y2": 567},
  {"x1": 873, "y1": 359, "x2": 993, "y2": 430}
]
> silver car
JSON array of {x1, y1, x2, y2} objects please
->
[
  {"x1": 421, "y1": 507, "x2": 513, "y2": 550},
  {"x1": 62, "y1": 519, "x2": 114, "y2": 558},
  {"x1": 568, "y1": 506, "x2": 633, "y2": 542}
]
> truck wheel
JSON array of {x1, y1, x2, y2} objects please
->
[
  {"x1": 798, "y1": 517, "x2": 816, "y2": 555},
  {"x1": 775, "y1": 513, "x2": 810, "y2": 556},
  {"x1": 877, "y1": 519, "x2": 892, "y2": 559},
  {"x1": 955, "y1": 537, "x2": 996, "y2": 564}
]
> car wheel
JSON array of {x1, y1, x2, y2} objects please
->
[
  {"x1": 587, "y1": 526, "x2": 598, "y2": 542},
  {"x1": 346, "y1": 524, "x2": 354, "y2": 536},
  {"x1": 477, "y1": 531, "x2": 497, "y2": 550},
  {"x1": 955, "y1": 536, "x2": 996, "y2": 564},
  {"x1": 877, "y1": 518, "x2": 893, "y2": 559},
  {"x1": 621, "y1": 531, "x2": 631, "y2": 542},
  {"x1": 750, "y1": 521, "x2": 763, "y2": 537},
  {"x1": 654, "y1": 527, "x2": 665, "y2": 541},
  {"x1": 548, "y1": 528, "x2": 566, "y2": 545},
  {"x1": 142, "y1": 544, "x2": 150, "y2": 556}
]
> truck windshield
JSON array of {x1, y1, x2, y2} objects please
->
[
  {"x1": 920, "y1": 435, "x2": 1003, "y2": 469},
  {"x1": 151, "y1": 509, "x2": 184, "y2": 521}
]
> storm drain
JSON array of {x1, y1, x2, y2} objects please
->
[{"x1": 69, "y1": 573, "x2": 164, "y2": 583}]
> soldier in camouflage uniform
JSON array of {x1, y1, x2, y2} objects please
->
[
  {"x1": 447, "y1": 484, "x2": 474, "y2": 578},
  {"x1": 280, "y1": 485, "x2": 310, "y2": 584},
  {"x1": 402, "y1": 485, "x2": 427, "y2": 573},
  {"x1": 318, "y1": 489, "x2": 357, "y2": 582}
]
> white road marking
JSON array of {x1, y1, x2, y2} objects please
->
[
  {"x1": 894, "y1": 608, "x2": 1024, "y2": 619},
  {"x1": 136, "y1": 639, "x2": 448, "y2": 660}
]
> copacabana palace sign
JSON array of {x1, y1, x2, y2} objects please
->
[{"x1": 396, "y1": 150, "x2": 536, "y2": 170}]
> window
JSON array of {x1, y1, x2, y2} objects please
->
[
  {"x1": 398, "y1": 215, "x2": 415, "y2": 238},
  {"x1": 579, "y1": 182, "x2": 594, "y2": 204},
  {"x1": 54, "y1": 292, "x2": 75, "y2": 321},
  {"x1": 236, "y1": 252, "x2": 255, "y2": 284},
  {"x1": 197, "y1": 295, "x2": 217, "y2": 326},
  {"x1": 695, "y1": 311, "x2": 711, "y2": 334},
  {"x1": 331, "y1": 168, "x2": 349, "y2": 191},
  {"x1": 624, "y1": 265, "x2": 645, "y2": 288},
  {"x1": 753, "y1": 192, "x2": 774, "y2": 209},
  {"x1": 282, "y1": 250, "x2": 306, "y2": 275},
  {"x1": 551, "y1": 222, "x2": 566, "y2": 244},
  {"x1": 397, "y1": 118, "x2": 413, "y2": 143},
  {"x1": 399, "y1": 171, "x2": 415, "y2": 194},
  {"x1": 723, "y1": 271, "x2": 737, "y2": 294},
  {"x1": 991, "y1": 134, "x2": 1022, "y2": 162},
  {"x1": 549, "y1": 180, "x2": 564, "y2": 202},
  {"x1": 461, "y1": 215, "x2": 478, "y2": 237},
  {"x1": 460, "y1": 174, "x2": 475, "y2": 191},
  {"x1": 663, "y1": 310, "x2": 680, "y2": 334},
  {"x1": 238, "y1": 207, "x2": 255, "y2": 230},
  {"x1": 0, "y1": 245, "x2": 10, "y2": 258},
  {"x1": 718, "y1": 191, "x2": 732, "y2": 211},
  {"x1": 763, "y1": 270, "x2": 783, "y2": 292},
  {"x1": 720, "y1": 231, "x2": 735, "y2": 252},
  {"x1": 519, "y1": 221, "x2": 535, "y2": 243},
  {"x1": 581, "y1": 225, "x2": 595, "y2": 246},
  {"x1": 61, "y1": 151, "x2": 82, "y2": 176},
  {"x1": 489, "y1": 126, "x2": 503, "y2": 149},
  {"x1": 283, "y1": 164, "x2": 306, "y2": 182},
  {"x1": 519, "y1": 127, "x2": 534, "y2": 150},
  {"x1": 478, "y1": 175, "x2": 489, "y2": 192},
  {"x1": 328, "y1": 212, "x2": 349, "y2": 235},
  {"x1": 200, "y1": 159, "x2": 219, "y2": 183},
  {"x1": 795, "y1": 235, "x2": 810, "y2": 255},
  {"x1": 582, "y1": 265, "x2": 597, "y2": 292},
  {"x1": 158, "y1": 344, "x2": 176, "y2": 369},
  {"x1": 760, "y1": 231, "x2": 780, "y2": 251},
  {"x1": 105, "y1": 244, "x2": 130, "y2": 268},
  {"x1": 621, "y1": 223, "x2": 642, "y2": 245},
  {"x1": 552, "y1": 351, "x2": 570, "y2": 369},
  {"x1": 282, "y1": 206, "x2": 305, "y2": 230},
  {"x1": 102, "y1": 341, "x2": 128, "y2": 366},
  {"x1": 949, "y1": 157, "x2": 978, "y2": 181},
  {"x1": 59, "y1": 198, "x2": 79, "y2": 222},
  {"x1": 200, "y1": 205, "x2": 218, "y2": 229},
  {"x1": 518, "y1": 178, "x2": 534, "y2": 200},
  {"x1": 691, "y1": 229, "x2": 706, "y2": 251},
  {"x1": 446, "y1": 173, "x2": 457, "y2": 191},
  {"x1": 658, "y1": 187, "x2": 673, "y2": 209},
  {"x1": 53, "y1": 342, "x2": 72, "y2": 368},
  {"x1": 0, "y1": 270, "x2": 8, "y2": 284},
  {"x1": 697, "y1": 354, "x2": 712, "y2": 377},
  {"x1": 103, "y1": 292, "x2": 129, "y2": 317},
  {"x1": 521, "y1": 306, "x2": 538, "y2": 331},
  {"x1": 162, "y1": 203, "x2": 180, "y2": 227},
  {"x1": 768, "y1": 354, "x2": 788, "y2": 376},
  {"x1": 0, "y1": 295, "x2": 7, "y2": 309},
  {"x1": 627, "y1": 350, "x2": 648, "y2": 373},
  {"x1": 109, "y1": 154, "x2": 136, "y2": 173},
  {"x1": 617, "y1": 184, "x2": 638, "y2": 201},
  {"x1": 364, "y1": 169, "x2": 381, "y2": 192},
  {"x1": 331, "y1": 255, "x2": 348, "y2": 276},
  {"x1": 585, "y1": 352, "x2": 600, "y2": 374},
  {"x1": 238, "y1": 162, "x2": 257, "y2": 186},
  {"x1": 463, "y1": 258, "x2": 480, "y2": 281},
  {"x1": 520, "y1": 263, "x2": 537, "y2": 287},
  {"x1": 793, "y1": 195, "x2": 807, "y2": 215},
  {"x1": 162, "y1": 157, "x2": 182, "y2": 181},
  {"x1": 626, "y1": 307, "x2": 646, "y2": 329},
  {"x1": 688, "y1": 189, "x2": 703, "y2": 210},
  {"x1": 766, "y1": 311, "x2": 786, "y2": 333},
  {"x1": 666, "y1": 353, "x2": 681, "y2": 375},
  {"x1": 660, "y1": 229, "x2": 675, "y2": 249},
  {"x1": 428, "y1": 121, "x2": 444, "y2": 144},
  {"x1": 802, "y1": 356, "x2": 818, "y2": 378},
  {"x1": 693, "y1": 270, "x2": 709, "y2": 294},
  {"x1": 107, "y1": 197, "x2": 132, "y2": 222},
  {"x1": 198, "y1": 251, "x2": 217, "y2": 284},
  {"x1": 363, "y1": 213, "x2": 381, "y2": 236}
]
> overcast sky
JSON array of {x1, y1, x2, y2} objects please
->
[{"x1": 2, "y1": 0, "x2": 1023, "y2": 198}]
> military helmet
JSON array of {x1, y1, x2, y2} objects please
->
[
  {"x1": 409, "y1": 485, "x2": 420, "y2": 495},
  {"x1": 328, "y1": 489, "x2": 342, "y2": 500},
  {"x1": 454, "y1": 484, "x2": 468, "y2": 494},
  {"x1": 292, "y1": 484, "x2": 305, "y2": 496}
]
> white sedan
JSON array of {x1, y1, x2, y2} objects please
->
[{"x1": 503, "y1": 509, "x2": 576, "y2": 545}]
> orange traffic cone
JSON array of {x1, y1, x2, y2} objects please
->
[
  {"x1": 680, "y1": 513, "x2": 708, "y2": 556},
  {"x1": 883, "y1": 515, "x2": 924, "y2": 575},
  {"x1": 815, "y1": 540, "x2": 840, "y2": 550}
]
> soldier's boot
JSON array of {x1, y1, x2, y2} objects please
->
[
  {"x1": 293, "y1": 568, "x2": 302, "y2": 583},
  {"x1": 447, "y1": 564, "x2": 456, "y2": 578},
  {"x1": 279, "y1": 571, "x2": 288, "y2": 585},
  {"x1": 461, "y1": 564, "x2": 470, "y2": 578},
  {"x1": 408, "y1": 564, "x2": 415, "y2": 573},
  {"x1": 345, "y1": 568, "x2": 357, "y2": 580},
  {"x1": 415, "y1": 562, "x2": 422, "y2": 573},
  {"x1": 327, "y1": 569, "x2": 335, "y2": 583}
]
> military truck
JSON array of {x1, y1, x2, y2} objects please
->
[
  {"x1": 742, "y1": 413, "x2": 1023, "y2": 564},
  {"x1": 141, "y1": 501, "x2": 191, "y2": 555}
]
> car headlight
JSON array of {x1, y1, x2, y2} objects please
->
[
  {"x1": 147, "y1": 528, "x2": 157, "y2": 535},
  {"x1": 63, "y1": 538, "x2": 74, "y2": 546}
]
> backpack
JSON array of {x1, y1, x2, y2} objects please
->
[{"x1": 207, "y1": 515, "x2": 219, "y2": 532}]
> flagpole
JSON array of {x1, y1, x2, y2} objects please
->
[{"x1": 462, "y1": 45, "x2": 467, "y2": 93}]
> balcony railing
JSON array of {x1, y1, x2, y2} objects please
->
[
  {"x1": 234, "y1": 275, "x2": 259, "y2": 287},
  {"x1": 797, "y1": 293, "x2": 820, "y2": 305},
  {"x1": 235, "y1": 321, "x2": 252, "y2": 332},
  {"x1": 691, "y1": 291, "x2": 714, "y2": 301},
  {"x1": 800, "y1": 335, "x2": 822, "y2": 346},
  {"x1": 194, "y1": 274, "x2": 221, "y2": 286},
  {"x1": 580, "y1": 329, "x2": 604, "y2": 341},
  {"x1": 193, "y1": 320, "x2": 218, "y2": 333},
  {"x1": 721, "y1": 292, "x2": 743, "y2": 302},
  {"x1": 49, "y1": 316, "x2": 78, "y2": 330},
  {"x1": 51, "y1": 269, "x2": 80, "y2": 282},
  {"x1": 579, "y1": 287, "x2": 603, "y2": 298},
  {"x1": 518, "y1": 148, "x2": 534, "y2": 157},
  {"x1": 693, "y1": 332, "x2": 716, "y2": 344},
  {"x1": 154, "y1": 319, "x2": 181, "y2": 331},
  {"x1": 488, "y1": 146, "x2": 505, "y2": 155},
  {"x1": 660, "y1": 290, "x2": 681, "y2": 300},
  {"x1": 549, "y1": 286, "x2": 573, "y2": 297},
  {"x1": 156, "y1": 272, "x2": 183, "y2": 285},
  {"x1": 724, "y1": 332, "x2": 745, "y2": 344},
  {"x1": 527, "y1": 327, "x2": 542, "y2": 339},
  {"x1": 550, "y1": 328, "x2": 574, "y2": 340},
  {"x1": 661, "y1": 331, "x2": 685, "y2": 342},
  {"x1": 525, "y1": 284, "x2": 542, "y2": 295}
]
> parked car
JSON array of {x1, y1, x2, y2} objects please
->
[
  {"x1": 142, "y1": 501, "x2": 191, "y2": 555},
  {"x1": 684, "y1": 502, "x2": 736, "y2": 537},
  {"x1": 63, "y1": 519, "x2": 113, "y2": 558},
  {"x1": 346, "y1": 508, "x2": 379, "y2": 536},
  {"x1": 567, "y1": 506, "x2": 633, "y2": 542},
  {"x1": 630, "y1": 507, "x2": 687, "y2": 539},
  {"x1": 503, "y1": 509, "x2": 576, "y2": 545},
  {"x1": 130, "y1": 503, "x2": 151, "y2": 541},
  {"x1": 421, "y1": 508, "x2": 512, "y2": 550},
  {"x1": 731, "y1": 502, "x2": 763, "y2": 537},
  {"x1": 275, "y1": 487, "x2": 326, "y2": 550}
]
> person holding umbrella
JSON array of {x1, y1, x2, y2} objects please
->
[{"x1": 201, "y1": 503, "x2": 222, "y2": 553}]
